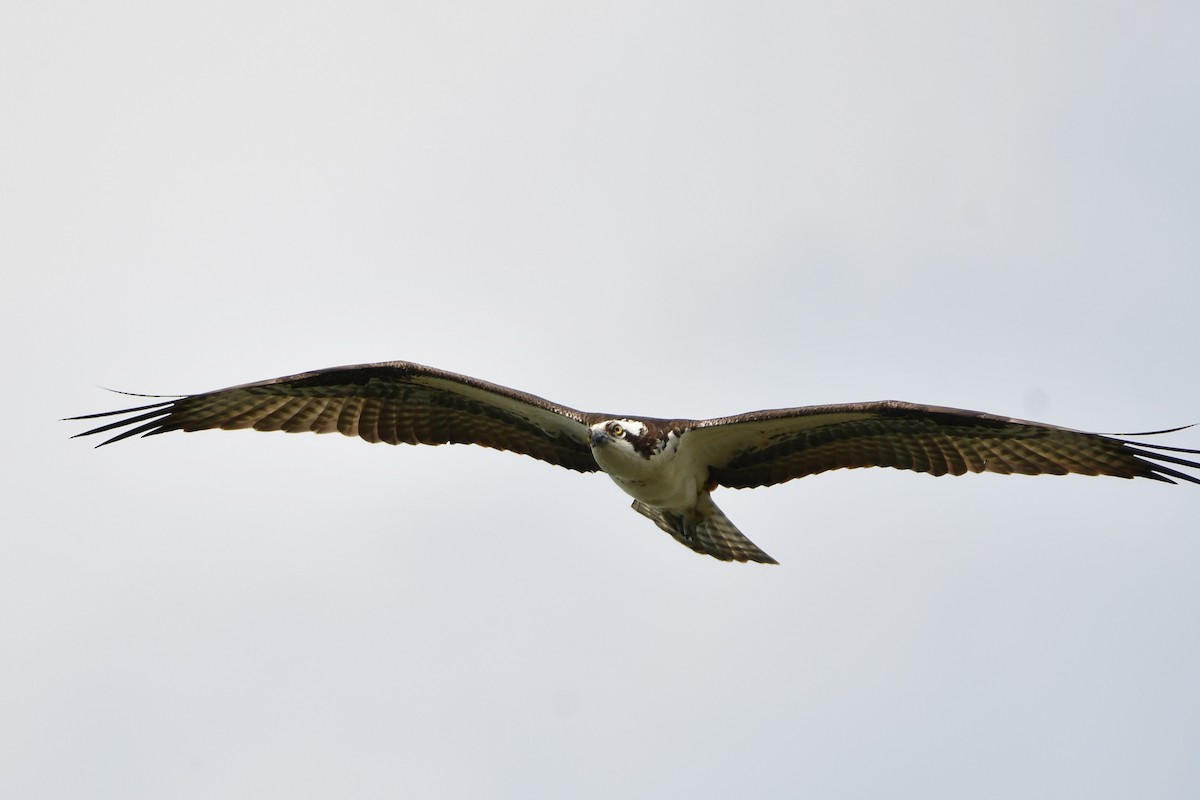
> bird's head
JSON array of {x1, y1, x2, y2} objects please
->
[{"x1": 589, "y1": 419, "x2": 658, "y2": 459}]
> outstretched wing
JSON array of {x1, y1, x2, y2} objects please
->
[
  {"x1": 68, "y1": 361, "x2": 603, "y2": 473},
  {"x1": 678, "y1": 401, "x2": 1200, "y2": 489}
]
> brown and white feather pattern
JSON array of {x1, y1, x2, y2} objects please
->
[
  {"x1": 69, "y1": 361, "x2": 1200, "y2": 564},
  {"x1": 680, "y1": 402, "x2": 1200, "y2": 488},
  {"x1": 72, "y1": 362, "x2": 604, "y2": 473}
]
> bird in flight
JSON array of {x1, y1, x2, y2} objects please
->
[{"x1": 69, "y1": 361, "x2": 1200, "y2": 564}]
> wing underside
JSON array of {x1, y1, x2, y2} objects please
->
[
  {"x1": 69, "y1": 362, "x2": 603, "y2": 473},
  {"x1": 70, "y1": 375, "x2": 1199, "y2": 565},
  {"x1": 684, "y1": 401, "x2": 1200, "y2": 489}
]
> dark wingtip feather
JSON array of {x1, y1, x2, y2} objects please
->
[
  {"x1": 1116, "y1": 439, "x2": 1200, "y2": 456},
  {"x1": 1116, "y1": 433, "x2": 1200, "y2": 486},
  {"x1": 94, "y1": 418, "x2": 174, "y2": 447},
  {"x1": 1108, "y1": 423, "x2": 1196, "y2": 437},
  {"x1": 67, "y1": 399, "x2": 178, "y2": 446},
  {"x1": 1154, "y1": 467, "x2": 1200, "y2": 485},
  {"x1": 65, "y1": 399, "x2": 176, "y2": 422}
]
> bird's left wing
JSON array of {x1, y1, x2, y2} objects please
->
[
  {"x1": 68, "y1": 361, "x2": 603, "y2": 472},
  {"x1": 677, "y1": 401, "x2": 1200, "y2": 489}
]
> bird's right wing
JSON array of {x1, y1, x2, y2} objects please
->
[{"x1": 68, "y1": 361, "x2": 604, "y2": 473}]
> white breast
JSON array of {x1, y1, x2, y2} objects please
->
[{"x1": 591, "y1": 430, "x2": 705, "y2": 511}]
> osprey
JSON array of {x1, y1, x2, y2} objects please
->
[{"x1": 69, "y1": 361, "x2": 1200, "y2": 564}]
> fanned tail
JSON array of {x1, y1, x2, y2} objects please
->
[{"x1": 631, "y1": 495, "x2": 777, "y2": 564}]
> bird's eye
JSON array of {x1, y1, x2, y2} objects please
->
[{"x1": 608, "y1": 423, "x2": 624, "y2": 437}]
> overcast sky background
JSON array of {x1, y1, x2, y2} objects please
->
[{"x1": 3, "y1": 2, "x2": 1199, "y2": 798}]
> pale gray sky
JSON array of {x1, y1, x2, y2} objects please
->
[{"x1": 3, "y1": 2, "x2": 1199, "y2": 797}]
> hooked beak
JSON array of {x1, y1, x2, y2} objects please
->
[{"x1": 589, "y1": 429, "x2": 611, "y2": 448}]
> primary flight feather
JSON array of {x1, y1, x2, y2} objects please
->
[{"x1": 69, "y1": 361, "x2": 1200, "y2": 564}]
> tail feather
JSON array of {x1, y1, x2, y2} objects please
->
[{"x1": 631, "y1": 495, "x2": 778, "y2": 564}]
